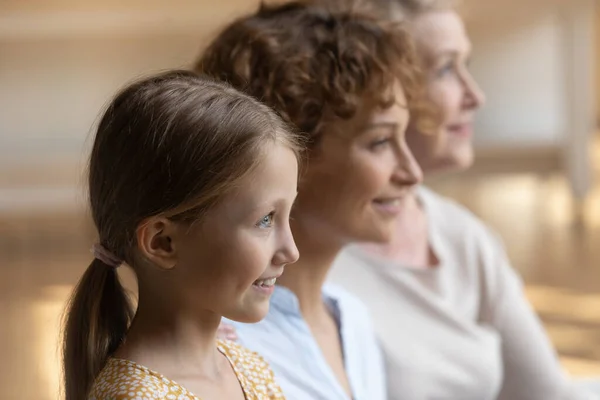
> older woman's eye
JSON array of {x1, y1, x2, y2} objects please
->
[{"x1": 436, "y1": 62, "x2": 455, "y2": 78}]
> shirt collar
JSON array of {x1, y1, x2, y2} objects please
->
[{"x1": 271, "y1": 284, "x2": 341, "y2": 319}]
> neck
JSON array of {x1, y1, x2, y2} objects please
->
[
  {"x1": 276, "y1": 219, "x2": 342, "y2": 319},
  {"x1": 118, "y1": 287, "x2": 223, "y2": 378}
]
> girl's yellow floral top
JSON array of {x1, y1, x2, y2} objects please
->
[{"x1": 89, "y1": 339, "x2": 284, "y2": 399}]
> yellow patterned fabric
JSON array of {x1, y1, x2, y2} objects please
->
[{"x1": 89, "y1": 339, "x2": 284, "y2": 399}]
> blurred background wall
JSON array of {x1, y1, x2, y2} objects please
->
[
  {"x1": 1, "y1": 0, "x2": 595, "y2": 203},
  {"x1": 0, "y1": 0, "x2": 257, "y2": 203}
]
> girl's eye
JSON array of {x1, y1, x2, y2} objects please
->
[{"x1": 257, "y1": 212, "x2": 275, "y2": 229}]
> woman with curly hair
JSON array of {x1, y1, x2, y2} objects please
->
[{"x1": 197, "y1": 2, "x2": 432, "y2": 399}]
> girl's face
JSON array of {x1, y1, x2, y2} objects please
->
[
  {"x1": 406, "y1": 10, "x2": 486, "y2": 174},
  {"x1": 141, "y1": 141, "x2": 300, "y2": 323},
  {"x1": 292, "y1": 83, "x2": 423, "y2": 245}
]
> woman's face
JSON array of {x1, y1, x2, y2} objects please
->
[
  {"x1": 292, "y1": 83, "x2": 423, "y2": 245},
  {"x1": 406, "y1": 10, "x2": 486, "y2": 174}
]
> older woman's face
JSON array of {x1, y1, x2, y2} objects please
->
[
  {"x1": 292, "y1": 83, "x2": 422, "y2": 245},
  {"x1": 406, "y1": 10, "x2": 486, "y2": 174}
]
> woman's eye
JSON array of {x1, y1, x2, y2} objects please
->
[
  {"x1": 369, "y1": 137, "x2": 391, "y2": 150},
  {"x1": 436, "y1": 62, "x2": 455, "y2": 77},
  {"x1": 257, "y1": 212, "x2": 275, "y2": 229}
]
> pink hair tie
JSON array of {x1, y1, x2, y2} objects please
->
[{"x1": 91, "y1": 243, "x2": 122, "y2": 268}]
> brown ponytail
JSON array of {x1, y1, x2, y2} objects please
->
[{"x1": 63, "y1": 258, "x2": 133, "y2": 400}]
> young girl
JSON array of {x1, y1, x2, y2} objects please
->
[{"x1": 62, "y1": 70, "x2": 302, "y2": 400}]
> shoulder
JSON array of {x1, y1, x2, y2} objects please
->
[
  {"x1": 323, "y1": 282, "x2": 370, "y2": 316},
  {"x1": 419, "y1": 186, "x2": 485, "y2": 229},
  {"x1": 218, "y1": 338, "x2": 271, "y2": 369},
  {"x1": 419, "y1": 186, "x2": 502, "y2": 248},
  {"x1": 88, "y1": 358, "x2": 194, "y2": 400},
  {"x1": 419, "y1": 186, "x2": 520, "y2": 287},
  {"x1": 217, "y1": 340, "x2": 284, "y2": 399},
  {"x1": 420, "y1": 187, "x2": 524, "y2": 298},
  {"x1": 323, "y1": 283, "x2": 380, "y2": 345}
]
